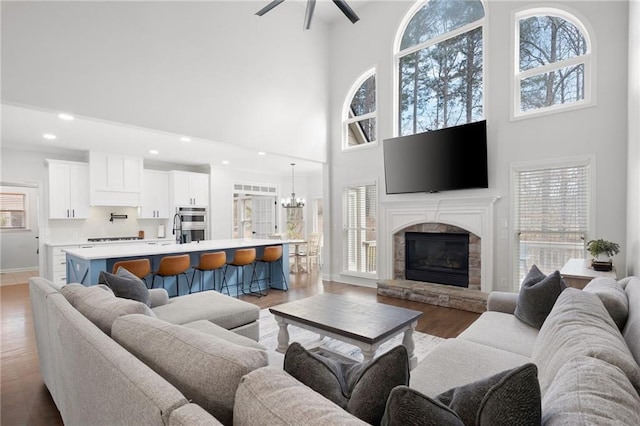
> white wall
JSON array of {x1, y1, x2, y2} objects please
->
[
  {"x1": 628, "y1": 0, "x2": 640, "y2": 276},
  {"x1": 327, "y1": 0, "x2": 630, "y2": 289},
  {"x1": 1, "y1": 1, "x2": 330, "y2": 162}
]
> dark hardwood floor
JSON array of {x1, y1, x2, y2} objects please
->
[{"x1": 0, "y1": 270, "x2": 479, "y2": 425}]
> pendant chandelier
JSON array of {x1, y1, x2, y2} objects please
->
[{"x1": 281, "y1": 163, "x2": 305, "y2": 209}]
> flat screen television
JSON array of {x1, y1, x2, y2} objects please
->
[{"x1": 383, "y1": 120, "x2": 488, "y2": 194}]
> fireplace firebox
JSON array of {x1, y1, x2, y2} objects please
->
[{"x1": 405, "y1": 232, "x2": 469, "y2": 287}]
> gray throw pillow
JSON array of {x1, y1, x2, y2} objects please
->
[
  {"x1": 514, "y1": 265, "x2": 566, "y2": 329},
  {"x1": 99, "y1": 268, "x2": 150, "y2": 306},
  {"x1": 284, "y1": 342, "x2": 410, "y2": 426},
  {"x1": 382, "y1": 363, "x2": 540, "y2": 426},
  {"x1": 583, "y1": 277, "x2": 629, "y2": 329}
]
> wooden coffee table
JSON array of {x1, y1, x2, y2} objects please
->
[{"x1": 269, "y1": 293, "x2": 423, "y2": 369}]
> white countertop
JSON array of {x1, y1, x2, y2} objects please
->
[
  {"x1": 45, "y1": 238, "x2": 176, "y2": 247},
  {"x1": 64, "y1": 238, "x2": 289, "y2": 260}
]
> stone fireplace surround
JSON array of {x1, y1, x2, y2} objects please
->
[{"x1": 378, "y1": 195, "x2": 499, "y2": 295}]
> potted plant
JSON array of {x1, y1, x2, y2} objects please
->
[{"x1": 586, "y1": 239, "x2": 620, "y2": 271}]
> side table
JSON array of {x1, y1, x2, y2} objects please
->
[{"x1": 560, "y1": 258, "x2": 617, "y2": 289}]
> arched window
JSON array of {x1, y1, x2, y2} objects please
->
[
  {"x1": 395, "y1": 0, "x2": 485, "y2": 136},
  {"x1": 514, "y1": 8, "x2": 593, "y2": 117},
  {"x1": 343, "y1": 69, "x2": 377, "y2": 150}
]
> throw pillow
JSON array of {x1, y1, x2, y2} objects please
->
[
  {"x1": 514, "y1": 264, "x2": 567, "y2": 329},
  {"x1": 99, "y1": 268, "x2": 150, "y2": 306},
  {"x1": 583, "y1": 277, "x2": 629, "y2": 329},
  {"x1": 284, "y1": 342, "x2": 410, "y2": 426},
  {"x1": 381, "y1": 363, "x2": 540, "y2": 426}
]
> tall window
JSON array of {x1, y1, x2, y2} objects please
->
[
  {"x1": 344, "y1": 184, "x2": 377, "y2": 275},
  {"x1": 513, "y1": 158, "x2": 592, "y2": 287},
  {"x1": 515, "y1": 9, "x2": 592, "y2": 117},
  {"x1": 396, "y1": 0, "x2": 485, "y2": 135},
  {"x1": 0, "y1": 192, "x2": 27, "y2": 229},
  {"x1": 343, "y1": 69, "x2": 377, "y2": 149}
]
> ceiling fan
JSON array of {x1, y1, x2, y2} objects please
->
[{"x1": 256, "y1": 0, "x2": 360, "y2": 30}]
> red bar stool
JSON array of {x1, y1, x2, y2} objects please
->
[
  {"x1": 151, "y1": 254, "x2": 191, "y2": 297},
  {"x1": 252, "y1": 245, "x2": 288, "y2": 295},
  {"x1": 225, "y1": 248, "x2": 259, "y2": 297},
  {"x1": 190, "y1": 251, "x2": 227, "y2": 293},
  {"x1": 112, "y1": 259, "x2": 151, "y2": 287}
]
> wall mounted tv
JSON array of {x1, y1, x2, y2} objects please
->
[{"x1": 383, "y1": 120, "x2": 488, "y2": 194}]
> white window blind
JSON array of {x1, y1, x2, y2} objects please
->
[
  {"x1": 514, "y1": 162, "x2": 590, "y2": 285},
  {"x1": 344, "y1": 184, "x2": 377, "y2": 274},
  {"x1": 0, "y1": 192, "x2": 27, "y2": 229}
]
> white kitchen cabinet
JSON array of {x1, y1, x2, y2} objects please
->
[
  {"x1": 47, "y1": 160, "x2": 90, "y2": 219},
  {"x1": 47, "y1": 244, "x2": 94, "y2": 285},
  {"x1": 170, "y1": 171, "x2": 209, "y2": 207},
  {"x1": 90, "y1": 152, "x2": 143, "y2": 206},
  {"x1": 140, "y1": 170, "x2": 170, "y2": 219}
]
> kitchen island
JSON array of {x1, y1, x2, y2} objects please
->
[{"x1": 64, "y1": 238, "x2": 289, "y2": 297}]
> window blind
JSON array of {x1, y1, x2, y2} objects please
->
[
  {"x1": 0, "y1": 192, "x2": 27, "y2": 229},
  {"x1": 344, "y1": 184, "x2": 377, "y2": 274},
  {"x1": 514, "y1": 163, "x2": 590, "y2": 285}
]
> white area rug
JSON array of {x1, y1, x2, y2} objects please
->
[{"x1": 258, "y1": 308, "x2": 445, "y2": 363}]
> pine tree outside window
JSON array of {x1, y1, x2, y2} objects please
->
[
  {"x1": 343, "y1": 69, "x2": 377, "y2": 149},
  {"x1": 395, "y1": 0, "x2": 485, "y2": 136}
]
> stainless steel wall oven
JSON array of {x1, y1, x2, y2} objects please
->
[{"x1": 174, "y1": 207, "x2": 207, "y2": 243}]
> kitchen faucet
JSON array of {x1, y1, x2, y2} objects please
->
[{"x1": 172, "y1": 212, "x2": 183, "y2": 244}]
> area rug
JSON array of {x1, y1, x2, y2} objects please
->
[{"x1": 258, "y1": 308, "x2": 445, "y2": 363}]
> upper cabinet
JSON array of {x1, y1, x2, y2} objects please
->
[
  {"x1": 90, "y1": 152, "x2": 143, "y2": 206},
  {"x1": 140, "y1": 170, "x2": 170, "y2": 219},
  {"x1": 170, "y1": 171, "x2": 209, "y2": 207},
  {"x1": 47, "y1": 160, "x2": 90, "y2": 219}
]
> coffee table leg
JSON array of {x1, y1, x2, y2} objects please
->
[
  {"x1": 361, "y1": 345, "x2": 377, "y2": 363},
  {"x1": 274, "y1": 316, "x2": 290, "y2": 353},
  {"x1": 403, "y1": 322, "x2": 418, "y2": 370}
]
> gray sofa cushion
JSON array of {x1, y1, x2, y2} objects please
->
[
  {"x1": 622, "y1": 277, "x2": 640, "y2": 366},
  {"x1": 532, "y1": 288, "x2": 640, "y2": 394},
  {"x1": 457, "y1": 311, "x2": 539, "y2": 357},
  {"x1": 99, "y1": 268, "x2": 150, "y2": 306},
  {"x1": 61, "y1": 283, "x2": 156, "y2": 336},
  {"x1": 284, "y1": 342, "x2": 410, "y2": 425},
  {"x1": 182, "y1": 319, "x2": 266, "y2": 350},
  {"x1": 383, "y1": 364, "x2": 540, "y2": 426},
  {"x1": 542, "y1": 356, "x2": 640, "y2": 425},
  {"x1": 583, "y1": 277, "x2": 629, "y2": 329},
  {"x1": 234, "y1": 366, "x2": 369, "y2": 425},
  {"x1": 168, "y1": 403, "x2": 224, "y2": 426},
  {"x1": 151, "y1": 290, "x2": 259, "y2": 329},
  {"x1": 112, "y1": 314, "x2": 268, "y2": 425},
  {"x1": 514, "y1": 265, "x2": 567, "y2": 329}
]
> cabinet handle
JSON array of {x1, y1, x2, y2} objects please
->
[
  {"x1": 67, "y1": 209, "x2": 70, "y2": 218},
  {"x1": 72, "y1": 209, "x2": 75, "y2": 218}
]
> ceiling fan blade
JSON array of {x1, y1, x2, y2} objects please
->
[
  {"x1": 303, "y1": 0, "x2": 316, "y2": 30},
  {"x1": 333, "y1": 0, "x2": 360, "y2": 24},
  {"x1": 256, "y1": 0, "x2": 285, "y2": 17}
]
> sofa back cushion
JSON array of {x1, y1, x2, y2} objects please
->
[
  {"x1": 542, "y1": 356, "x2": 640, "y2": 425},
  {"x1": 61, "y1": 284, "x2": 156, "y2": 336},
  {"x1": 583, "y1": 277, "x2": 629, "y2": 329},
  {"x1": 532, "y1": 288, "x2": 640, "y2": 395},
  {"x1": 112, "y1": 314, "x2": 268, "y2": 426},
  {"x1": 622, "y1": 277, "x2": 640, "y2": 365}
]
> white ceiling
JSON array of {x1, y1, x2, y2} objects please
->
[{"x1": 1, "y1": 103, "x2": 323, "y2": 175}]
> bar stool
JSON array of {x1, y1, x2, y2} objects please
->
[
  {"x1": 252, "y1": 245, "x2": 288, "y2": 295},
  {"x1": 225, "y1": 248, "x2": 259, "y2": 297},
  {"x1": 112, "y1": 259, "x2": 151, "y2": 287},
  {"x1": 151, "y1": 254, "x2": 191, "y2": 297},
  {"x1": 190, "y1": 251, "x2": 227, "y2": 293}
]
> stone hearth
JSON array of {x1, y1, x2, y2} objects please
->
[{"x1": 377, "y1": 279, "x2": 487, "y2": 313}]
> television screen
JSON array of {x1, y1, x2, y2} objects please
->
[{"x1": 383, "y1": 120, "x2": 488, "y2": 194}]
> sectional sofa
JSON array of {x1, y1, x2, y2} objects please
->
[{"x1": 30, "y1": 275, "x2": 640, "y2": 425}]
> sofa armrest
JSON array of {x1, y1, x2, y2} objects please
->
[
  {"x1": 149, "y1": 288, "x2": 169, "y2": 308},
  {"x1": 487, "y1": 291, "x2": 518, "y2": 314}
]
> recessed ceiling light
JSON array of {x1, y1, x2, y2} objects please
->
[
  {"x1": 149, "y1": 150, "x2": 159, "y2": 155},
  {"x1": 258, "y1": 151, "x2": 266, "y2": 156},
  {"x1": 58, "y1": 113, "x2": 74, "y2": 121},
  {"x1": 43, "y1": 133, "x2": 57, "y2": 140},
  {"x1": 180, "y1": 137, "x2": 191, "y2": 142},
  {"x1": 222, "y1": 160, "x2": 230, "y2": 165}
]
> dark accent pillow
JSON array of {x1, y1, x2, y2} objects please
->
[
  {"x1": 381, "y1": 363, "x2": 540, "y2": 426},
  {"x1": 99, "y1": 268, "x2": 150, "y2": 306},
  {"x1": 514, "y1": 265, "x2": 567, "y2": 329},
  {"x1": 284, "y1": 342, "x2": 410, "y2": 425}
]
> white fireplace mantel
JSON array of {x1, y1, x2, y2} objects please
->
[{"x1": 380, "y1": 195, "x2": 500, "y2": 292}]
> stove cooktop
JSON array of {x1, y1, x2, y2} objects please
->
[{"x1": 87, "y1": 236, "x2": 143, "y2": 242}]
